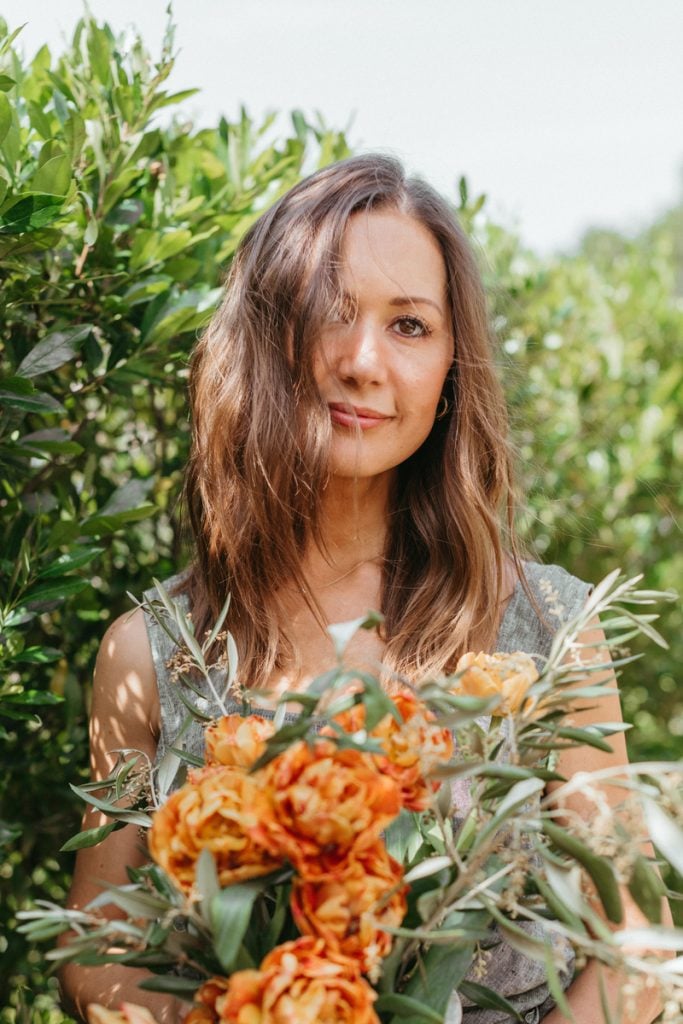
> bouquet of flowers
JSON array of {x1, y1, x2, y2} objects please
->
[{"x1": 19, "y1": 571, "x2": 683, "y2": 1023}]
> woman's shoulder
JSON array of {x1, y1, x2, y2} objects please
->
[
  {"x1": 97, "y1": 604, "x2": 156, "y2": 678},
  {"x1": 496, "y1": 560, "x2": 592, "y2": 659},
  {"x1": 92, "y1": 603, "x2": 160, "y2": 741}
]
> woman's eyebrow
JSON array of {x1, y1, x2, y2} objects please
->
[{"x1": 389, "y1": 296, "x2": 444, "y2": 317}]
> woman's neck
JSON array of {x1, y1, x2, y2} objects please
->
[{"x1": 302, "y1": 473, "x2": 393, "y2": 587}]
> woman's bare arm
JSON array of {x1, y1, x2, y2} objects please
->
[
  {"x1": 59, "y1": 606, "x2": 189, "y2": 1023},
  {"x1": 542, "y1": 620, "x2": 671, "y2": 1024}
]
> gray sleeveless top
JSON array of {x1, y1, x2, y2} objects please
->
[{"x1": 142, "y1": 561, "x2": 591, "y2": 1024}]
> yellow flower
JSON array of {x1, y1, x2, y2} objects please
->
[
  {"x1": 149, "y1": 765, "x2": 281, "y2": 894},
  {"x1": 451, "y1": 651, "x2": 538, "y2": 715},
  {"x1": 221, "y1": 937, "x2": 380, "y2": 1023},
  {"x1": 204, "y1": 714, "x2": 274, "y2": 769}
]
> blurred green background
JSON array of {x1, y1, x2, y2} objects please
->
[{"x1": 0, "y1": 13, "x2": 680, "y2": 1021}]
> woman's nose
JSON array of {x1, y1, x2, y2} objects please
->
[{"x1": 333, "y1": 319, "x2": 388, "y2": 386}]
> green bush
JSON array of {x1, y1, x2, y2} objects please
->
[
  {"x1": 1, "y1": 12, "x2": 680, "y2": 1019},
  {"x1": 0, "y1": 13, "x2": 349, "y2": 1018},
  {"x1": 479, "y1": 205, "x2": 683, "y2": 760}
]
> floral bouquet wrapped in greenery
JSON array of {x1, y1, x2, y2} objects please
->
[{"x1": 19, "y1": 572, "x2": 683, "y2": 1023}]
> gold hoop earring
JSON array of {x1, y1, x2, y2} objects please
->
[{"x1": 436, "y1": 395, "x2": 450, "y2": 420}]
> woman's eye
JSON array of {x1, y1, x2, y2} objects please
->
[{"x1": 393, "y1": 316, "x2": 430, "y2": 338}]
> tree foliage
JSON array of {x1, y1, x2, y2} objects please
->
[
  {"x1": 0, "y1": 12, "x2": 680, "y2": 1021},
  {"x1": 0, "y1": 13, "x2": 349, "y2": 1019}
]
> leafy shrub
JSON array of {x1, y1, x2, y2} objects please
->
[
  {"x1": 481, "y1": 206, "x2": 683, "y2": 761},
  {"x1": 0, "y1": 12, "x2": 348, "y2": 1018}
]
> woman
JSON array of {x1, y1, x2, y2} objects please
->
[{"x1": 61, "y1": 155, "x2": 664, "y2": 1023}]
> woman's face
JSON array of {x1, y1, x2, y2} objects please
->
[{"x1": 314, "y1": 208, "x2": 454, "y2": 484}]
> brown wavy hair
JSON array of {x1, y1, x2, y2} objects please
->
[{"x1": 178, "y1": 153, "x2": 523, "y2": 687}]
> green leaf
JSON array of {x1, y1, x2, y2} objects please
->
[
  {"x1": 19, "y1": 577, "x2": 89, "y2": 607},
  {"x1": 385, "y1": 810, "x2": 422, "y2": 863},
  {"x1": 376, "y1": 993, "x2": 444, "y2": 1022},
  {"x1": 0, "y1": 193, "x2": 65, "y2": 233},
  {"x1": 138, "y1": 976, "x2": 199, "y2": 995},
  {"x1": 473, "y1": 777, "x2": 545, "y2": 850},
  {"x1": 533, "y1": 868, "x2": 587, "y2": 932},
  {"x1": 15, "y1": 920, "x2": 70, "y2": 942},
  {"x1": 195, "y1": 848, "x2": 220, "y2": 910},
  {"x1": 64, "y1": 110, "x2": 86, "y2": 159},
  {"x1": 555, "y1": 726, "x2": 615, "y2": 753},
  {"x1": 60, "y1": 822, "x2": 120, "y2": 852},
  {"x1": 1, "y1": 691, "x2": 63, "y2": 707},
  {"x1": 31, "y1": 153, "x2": 72, "y2": 196},
  {"x1": 210, "y1": 881, "x2": 264, "y2": 971},
  {"x1": 0, "y1": 387, "x2": 64, "y2": 413},
  {"x1": 0, "y1": 74, "x2": 15, "y2": 91},
  {"x1": 612, "y1": 926, "x2": 683, "y2": 951},
  {"x1": 98, "y1": 477, "x2": 154, "y2": 516},
  {"x1": 148, "y1": 87, "x2": 200, "y2": 113},
  {"x1": 94, "y1": 887, "x2": 169, "y2": 920},
  {"x1": 69, "y1": 784, "x2": 153, "y2": 828},
  {"x1": 38, "y1": 546, "x2": 104, "y2": 579},
  {"x1": 0, "y1": 92, "x2": 10, "y2": 144},
  {"x1": 362, "y1": 674, "x2": 401, "y2": 730},
  {"x1": 0, "y1": 374, "x2": 34, "y2": 395},
  {"x1": 87, "y1": 22, "x2": 111, "y2": 83},
  {"x1": 15, "y1": 434, "x2": 83, "y2": 458},
  {"x1": 122, "y1": 275, "x2": 172, "y2": 306},
  {"x1": 459, "y1": 980, "x2": 523, "y2": 1020},
  {"x1": 399, "y1": 934, "x2": 474, "y2": 1020},
  {"x1": 11, "y1": 646, "x2": 62, "y2": 664},
  {"x1": 543, "y1": 942, "x2": 574, "y2": 1020},
  {"x1": 27, "y1": 99, "x2": 53, "y2": 138},
  {"x1": 643, "y1": 800, "x2": 683, "y2": 877},
  {"x1": 174, "y1": 688, "x2": 215, "y2": 723},
  {"x1": 544, "y1": 821, "x2": 623, "y2": 923},
  {"x1": 79, "y1": 506, "x2": 157, "y2": 536},
  {"x1": 628, "y1": 855, "x2": 665, "y2": 924},
  {"x1": 404, "y1": 855, "x2": 453, "y2": 884},
  {"x1": 16, "y1": 325, "x2": 92, "y2": 377},
  {"x1": 143, "y1": 286, "x2": 221, "y2": 345},
  {"x1": 84, "y1": 217, "x2": 98, "y2": 246}
]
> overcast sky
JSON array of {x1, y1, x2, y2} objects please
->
[{"x1": 3, "y1": 0, "x2": 682, "y2": 253}]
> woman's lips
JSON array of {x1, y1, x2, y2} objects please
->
[{"x1": 328, "y1": 403, "x2": 391, "y2": 429}]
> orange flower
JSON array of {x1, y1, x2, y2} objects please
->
[
  {"x1": 183, "y1": 1009, "x2": 217, "y2": 1024},
  {"x1": 220, "y1": 937, "x2": 380, "y2": 1023},
  {"x1": 86, "y1": 1006, "x2": 160, "y2": 1024},
  {"x1": 149, "y1": 766, "x2": 280, "y2": 893},
  {"x1": 327, "y1": 690, "x2": 453, "y2": 811},
  {"x1": 291, "y1": 840, "x2": 407, "y2": 972},
  {"x1": 451, "y1": 651, "x2": 538, "y2": 715},
  {"x1": 251, "y1": 739, "x2": 401, "y2": 879},
  {"x1": 183, "y1": 1011, "x2": 216, "y2": 1024},
  {"x1": 204, "y1": 714, "x2": 275, "y2": 770},
  {"x1": 184, "y1": 977, "x2": 230, "y2": 1023}
]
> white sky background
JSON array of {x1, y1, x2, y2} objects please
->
[{"x1": 3, "y1": 0, "x2": 682, "y2": 254}]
